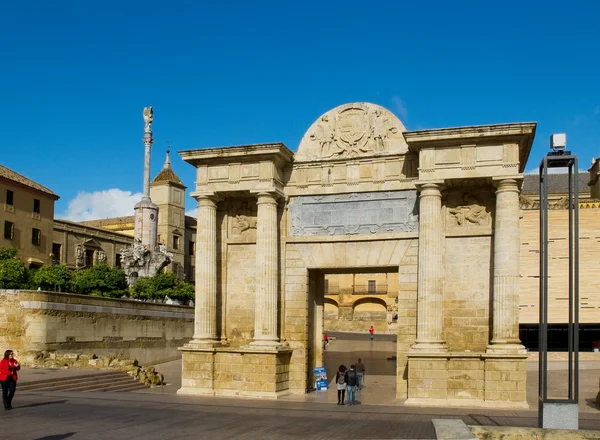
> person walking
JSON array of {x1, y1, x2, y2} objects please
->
[
  {"x1": 369, "y1": 325, "x2": 375, "y2": 341},
  {"x1": 323, "y1": 333, "x2": 329, "y2": 351},
  {"x1": 0, "y1": 349, "x2": 20, "y2": 410},
  {"x1": 335, "y1": 365, "x2": 347, "y2": 405},
  {"x1": 344, "y1": 364, "x2": 358, "y2": 405},
  {"x1": 355, "y1": 358, "x2": 365, "y2": 390}
]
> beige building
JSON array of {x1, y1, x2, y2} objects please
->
[{"x1": 0, "y1": 165, "x2": 59, "y2": 267}]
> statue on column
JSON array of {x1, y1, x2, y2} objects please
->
[{"x1": 143, "y1": 106, "x2": 154, "y2": 134}]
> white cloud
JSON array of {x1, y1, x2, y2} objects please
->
[
  {"x1": 58, "y1": 188, "x2": 143, "y2": 221},
  {"x1": 391, "y1": 96, "x2": 408, "y2": 120},
  {"x1": 185, "y1": 208, "x2": 197, "y2": 218}
]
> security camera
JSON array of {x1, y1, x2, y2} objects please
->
[{"x1": 550, "y1": 133, "x2": 567, "y2": 151}]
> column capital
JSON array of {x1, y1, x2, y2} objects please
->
[
  {"x1": 415, "y1": 181, "x2": 444, "y2": 193},
  {"x1": 192, "y1": 192, "x2": 220, "y2": 205},
  {"x1": 492, "y1": 177, "x2": 522, "y2": 191}
]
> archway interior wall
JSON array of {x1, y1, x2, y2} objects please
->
[{"x1": 284, "y1": 238, "x2": 418, "y2": 396}]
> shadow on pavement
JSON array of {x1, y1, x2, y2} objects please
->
[
  {"x1": 34, "y1": 434, "x2": 76, "y2": 440},
  {"x1": 18, "y1": 400, "x2": 68, "y2": 409}
]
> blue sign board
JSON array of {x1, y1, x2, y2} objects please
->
[{"x1": 314, "y1": 366, "x2": 328, "y2": 391}]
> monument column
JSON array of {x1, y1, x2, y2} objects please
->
[
  {"x1": 411, "y1": 182, "x2": 447, "y2": 352},
  {"x1": 250, "y1": 191, "x2": 280, "y2": 346},
  {"x1": 488, "y1": 178, "x2": 526, "y2": 353},
  {"x1": 191, "y1": 194, "x2": 219, "y2": 345}
]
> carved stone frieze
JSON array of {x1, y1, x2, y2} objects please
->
[
  {"x1": 445, "y1": 189, "x2": 493, "y2": 227},
  {"x1": 230, "y1": 199, "x2": 257, "y2": 238},
  {"x1": 519, "y1": 195, "x2": 575, "y2": 210},
  {"x1": 288, "y1": 191, "x2": 418, "y2": 236},
  {"x1": 296, "y1": 103, "x2": 408, "y2": 161}
]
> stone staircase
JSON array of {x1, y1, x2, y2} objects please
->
[{"x1": 18, "y1": 371, "x2": 150, "y2": 393}]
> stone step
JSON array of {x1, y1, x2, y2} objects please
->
[
  {"x1": 19, "y1": 371, "x2": 124, "y2": 388},
  {"x1": 19, "y1": 370, "x2": 151, "y2": 393}
]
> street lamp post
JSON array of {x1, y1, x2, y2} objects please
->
[{"x1": 538, "y1": 133, "x2": 579, "y2": 429}]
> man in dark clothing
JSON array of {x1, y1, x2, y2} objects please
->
[
  {"x1": 344, "y1": 364, "x2": 358, "y2": 405},
  {"x1": 355, "y1": 358, "x2": 365, "y2": 390}
]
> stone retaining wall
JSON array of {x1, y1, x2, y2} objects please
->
[{"x1": 0, "y1": 289, "x2": 193, "y2": 365}]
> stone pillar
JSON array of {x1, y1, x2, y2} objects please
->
[
  {"x1": 191, "y1": 195, "x2": 219, "y2": 346},
  {"x1": 250, "y1": 192, "x2": 280, "y2": 346},
  {"x1": 488, "y1": 179, "x2": 526, "y2": 353},
  {"x1": 411, "y1": 183, "x2": 446, "y2": 352},
  {"x1": 142, "y1": 135, "x2": 152, "y2": 199}
]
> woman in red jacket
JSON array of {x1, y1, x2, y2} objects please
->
[{"x1": 0, "y1": 349, "x2": 20, "y2": 410}]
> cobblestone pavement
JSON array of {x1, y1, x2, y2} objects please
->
[
  {"x1": 5, "y1": 389, "x2": 600, "y2": 440},
  {"x1": 12, "y1": 332, "x2": 600, "y2": 439}
]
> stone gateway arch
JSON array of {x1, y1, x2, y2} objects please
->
[{"x1": 177, "y1": 102, "x2": 535, "y2": 408}]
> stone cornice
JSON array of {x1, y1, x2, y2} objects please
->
[
  {"x1": 405, "y1": 122, "x2": 537, "y2": 173},
  {"x1": 179, "y1": 142, "x2": 294, "y2": 167}
]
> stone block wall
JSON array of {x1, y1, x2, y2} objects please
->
[
  {"x1": 443, "y1": 236, "x2": 492, "y2": 352},
  {"x1": 0, "y1": 289, "x2": 193, "y2": 365},
  {"x1": 226, "y1": 243, "x2": 256, "y2": 346},
  {"x1": 179, "y1": 348, "x2": 292, "y2": 398},
  {"x1": 396, "y1": 239, "x2": 419, "y2": 398},
  {"x1": 406, "y1": 354, "x2": 527, "y2": 408}
]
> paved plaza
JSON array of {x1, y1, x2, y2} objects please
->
[{"x1": 6, "y1": 333, "x2": 600, "y2": 439}]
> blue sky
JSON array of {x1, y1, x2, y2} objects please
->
[{"x1": 1, "y1": 1, "x2": 599, "y2": 220}]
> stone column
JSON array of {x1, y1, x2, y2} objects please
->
[
  {"x1": 191, "y1": 195, "x2": 219, "y2": 346},
  {"x1": 142, "y1": 137, "x2": 151, "y2": 199},
  {"x1": 250, "y1": 192, "x2": 280, "y2": 347},
  {"x1": 488, "y1": 179, "x2": 526, "y2": 353},
  {"x1": 411, "y1": 183, "x2": 446, "y2": 352}
]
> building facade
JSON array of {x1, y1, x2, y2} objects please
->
[{"x1": 0, "y1": 165, "x2": 59, "y2": 267}]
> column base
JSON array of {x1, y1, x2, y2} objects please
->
[
  {"x1": 247, "y1": 339, "x2": 288, "y2": 351},
  {"x1": 182, "y1": 339, "x2": 223, "y2": 349},
  {"x1": 486, "y1": 343, "x2": 527, "y2": 354},
  {"x1": 409, "y1": 341, "x2": 448, "y2": 353}
]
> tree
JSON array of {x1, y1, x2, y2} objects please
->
[
  {"x1": 0, "y1": 258, "x2": 27, "y2": 288},
  {"x1": 72, "y1": 265, "x2": 127, "y2": 296},
  {"x1": 33, "y1": 265, "x2": 73, "y2": 292},
  {"x1": 0, "y1": 247, "x2": 17, "y2": 261},
  {"x1": 130, "y1": 272, "x2": 194, "y2": 303}
]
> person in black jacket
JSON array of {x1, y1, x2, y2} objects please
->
[
  {"x1": 344, "y1": 364, "x2": 358, "y2": 405},
  {"x1": 335, "y1": 365, "x2": 347, "y2": 405}
]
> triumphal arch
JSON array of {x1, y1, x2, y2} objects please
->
[{"x1": 178, "y1": 102, "x2": 536, "y2": 408}]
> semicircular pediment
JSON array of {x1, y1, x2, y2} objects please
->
[{"x1": 296, "y1": 102, "x2": 408, "y2": 162}]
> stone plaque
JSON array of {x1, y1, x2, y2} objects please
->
[{"x1": 289, "y1": 191, "x2": 418, "y2": 236}]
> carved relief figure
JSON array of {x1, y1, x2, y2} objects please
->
[
  {"x1": 75, "y1": 244, "x2": 85, "y2": 268},
  {"x1": 232, "y1": 201, "x2": 257, "y2": 235},
  {"x1": 97, "y1": 250, "x2": 107, "y2": 264},
  {"x1": 310, "y1": 115, "x2": 342, "y2": 158},
  {"x1": 448, "y1": 192, "x2": 490, "y2": 226},
  {"x1": 143, "y1": 106, "x2": 153, "y2": 134},
  {"x1": 371, "y1": 108, "x2": 398, "y2": 152}
]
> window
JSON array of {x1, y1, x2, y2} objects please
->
[
  {"x1": 115, "y1": 253, "x2": 122, "y2": 268},
  {"x1": 368, "y1": 280, "x2": 376, "y2": 294},
  {"x1": 85, "y1": 249, "x2": 94, "y2": 267},
  {"x1": 4, "y1": 221, "x2": 14, "y2": 240},
  {"x1": 173, "y1": 235, "x2": 180, "y2": 250},
  {"x1": 32, "y1": 228, "x2": 41, "y2": 245},
  {"x1": 6, "y1": 190, "x2": 14, "y2": 206},
  {"x1": 52, "y1": 243, "x2": 62, "y2": 261},
  {"x1": 33, "y1": 198, "x2": 41, "y2": 214},
  {"x1": 188, "y1": 241, "x2": 194, "y2": 256}
]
